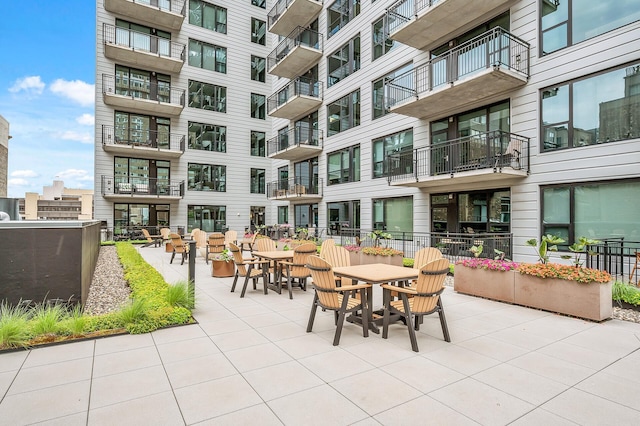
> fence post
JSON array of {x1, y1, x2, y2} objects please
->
[{"x1": 188, "y1": 241, "x2": 196, "y2": 304}]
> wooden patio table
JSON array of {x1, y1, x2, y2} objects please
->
[{"x1": 252, "y1": 250, "x2": 294, "y2": 294}]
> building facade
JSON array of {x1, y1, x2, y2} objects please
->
[
  {"x1": 19, "y1": 180, "x2": 93, "y2": 220},
  {"x1": 0, "y1": 115, "x2": 9, "y2": 198}
]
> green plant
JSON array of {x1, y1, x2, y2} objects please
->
[
  {"x1": 526, "y1": 234, "x2": 566, "y2": 264},
  {"x1": 494, "y1": 249, "x2": 509, "y2": 261},
  {"x1": 612, "y1": 281, "x2": 640, "y2": 306},
  {"x1": 560, "y1": 237, "x2": 600, "y2": 267},
  {"x1": 517, "y1": 263, "x2": 611, "y2": 283},
  {"x1": 30, "y1": 301, "x2": 66, "y2": 336},
  {"x1": 211, "y1": 248, "x2": 233, "y2": 262},
  {"x1": 403, "y1": 258, "x2": 414, "y2": 268},
  {"x1": 362, "y1": 246, "x2": 403, "y2": 256},
  {"x1": 369, "y1": 230, "x2": 392, "y2": 247},
  {"x1": 60, "y1": 304, "x2": 87, "y2": 336},
  {"x1": 118, "y1": 298, "x2": 148, "y2": 325},
  {"x1": 166, "y1": 281, "x2": 194, "y2": 309},
  {"x1": 449, "y1": 264, "x2": 455, "y2": 275},
  {"x1": 469, "y1": 244, "x2": 483, "y2": 258},
  {"x1": 0, "y1": 301, "x2": 31, "y2": 348}
]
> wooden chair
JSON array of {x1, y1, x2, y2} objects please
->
[
  {"x1": 160, "y1": 227, "x2": 171, "y2": 243},
  {"x1": 319, "y1": 239, "x2": 336, "y2": 258},
  {"x1": 141, "y1": 229, "x2": 161, "y2": 248},
  {"x1": 224, "y1": 230, "x2": 238, "y2": 247},
  {"x1": 322, "y1": 245, "x2": 352, "y2": 288},
  {"x1": 241, "y1": 232, "x2": 258, "y2": 253},
  {"x1": 190, "y1": 228, "x2": 201, "y2": 241},
  {"x1": 228, "y1": 243, "x2": 270, "y2": 298},
  {"x1": 381, "y1": 258, "x2": 451, "y2": 352},
  {"x1": 169, "y1": 233, "x2": 189, "y2": 265},
  {"x1": 414, "y1": 247, "x2": 443, "y2": 270},
  {"x1": 306, "y1": 256, "x2": 372, "y2": 346},
  {"x1": 205, "y1": 232, "x2": 225, "y2": 264},
  {"x1": 630, "y1": 251, "x2": 640, "y2": 284},
  {"x1": 194, "y1": 230, "x2": 207, "y2": 258},
  {"x1": 255, "y1": 237, "x2": 277, "y2": 252},
  {"x1": 280, "y1": 243, "x2": 317, "y2": 299}
]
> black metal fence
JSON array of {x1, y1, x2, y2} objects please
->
[{"x1": 587, "y1": 238, "x2": 640, "y2": 284}]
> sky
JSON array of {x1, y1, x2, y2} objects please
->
[{"x1": 0, "y1": 2, "x2": 96, "y2": 198}]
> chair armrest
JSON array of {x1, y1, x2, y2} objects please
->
[
  {"x1": 381, "y1": 284, "x2": 417, "y2": 295},
  {"x1": 245, "y1": 260, "x2": 270, "y2": 266},
  {"x1": 336, "y1": 283, "x2": 372, "y2": 291}
]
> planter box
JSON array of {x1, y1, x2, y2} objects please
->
[
  {"x1": 211, "y1": 260, "x2": 235, "y2": 278},
  {"x1": 358, "y1": 253, "x2": 403, "y2": 267},
  {"x1": 454, "y1": 265, "x2": 516, "y2": 303},
  {"x1": 349, "y1": 251, "x2": 361, "y2": 266}
]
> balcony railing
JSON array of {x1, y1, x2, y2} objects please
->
[
  {"x1": 385, "y1": 130, "x2": 529, "y2": 182},
  {"x1": 267, "y1": 0, "x2": 323, "y2": 36},
  {"x1": 267, "y1": 77, "x2": 322, "y2": 116},
  {"x1": 387, "y1": 0, "x2": 443, "y2": 35},
  {"x1": 102, "y1": 74, "x2": 185, "y2": 106},
  {"x1": 266, "y1": 177, "x2": 323, "y2": 198},
  {"x1": 267, "y1": 127, "x2": 323, "y2": 157},
  {"x1": 103, "y1": 23, "x2": 186, "y2": 61},
  {"x1": 385, "y1": 27, "x2": 529, "y2": 109},
  {"x1": 267, "y1": 26, "x2": 323, "y2": 76},
  {"x1": 101, "y1": 176, "x2": 185, "y2": 198},
  {"x1": 102, "y1": 125, "x2": 186, "y2": 152}
]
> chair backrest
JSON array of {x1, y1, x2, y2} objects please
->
[
  {"x1": 225, "y1": 230, "x2": 238, "y2": 245},
  {"x1": 256, "y1": 237, "x2": 277, "y2": 252},
  {"x1": 319, "y1": 239, "x2": 336, "y2": 258},
  {"x1": 323, "y1": 245, "x2": 350, "y2": 268},
  {"x1": 170, "y1": 233, "x2": 187, "y2": 253},
  {"x1": 413, "y1": 258, "x2": 450, "y2": 314},
  {"x1": 290, "y1": 243, "x2": 317, "y2": 277},
  {"x1": 190, "y1": 228, "x2": 201, "y2": 240},
  {"x1": 194, "y1": 230, "x2": 207, "y2": 249},
  {"x1": 306, "y1": 256, "x2": 341, "y2": 309},
  {"x1": 141, "y1": 228, "x2": 153, "y2": 242},
  {"x1": 414, "y1": 247, "x2": 443, "y2": 270},
  {"x1": 228, "y1": 243, "x2": 248, "y2": 276},
  {"x1": 208, "y1": 232, "x2": 225, "y2": 254},
  {"x1": 160, "y1": 228, "x2": 171, "y2": 240}
]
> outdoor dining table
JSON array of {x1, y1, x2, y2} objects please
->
[
  {"x1": 251, "y1": 250, "x2": 294, "y2": 294},
  {"x1": 332, "y1": 263, "x2": 419, "y2": 333}
]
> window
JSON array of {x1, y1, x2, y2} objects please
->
[
  {"x1": 113, "y1": 158, "x2": 172, "y2": 195},
  {"x1": 188, "y1": 80, "x2": 226, "y2": 112},
  {"x1": 278, "y1": 206, "x2": 288, "y2": 224},
  {"x1": 188, "y1": 122, "x2": 226, "y2": 152},
  {"x1": 327, "y1": 145, "x2": 360, "y2": 185},
  {"x1": 250, "y1": 206, "x2": 266, "y2": 228},
  {"x1": 251, "y1": 93, "x2": 266, "y2": 119},
  {"x1": 114, "y1": 111, "x2": 171, "y2": 149},
  {"x1": 541, "y1": 62, "x2": 640, "y2": 151},
  {"x1": 372, "y1": 128, "x2": 413, "y2": 178},
  {"x1": 372, "y1": 15, "x2": 396, "y2": 61},
  {"x1": 542, "y1": 180, "x2": 640, "y2": 245},
  {"x1": 295, "y1": 157, "x2": 319, "y2": 195},
  {"x1": 327, "y1": 0, "x2": 360, "y2": 38},
  {"x1": 327, "y1": 35, "x2": 360, "y2": 87},
  {"x1": 114, "y1": 19, "x2": 171, "y2": 56},
  {"x1": 188, "y1": 39, "x2": 227, "y2": 73},
  {"x1": 252, "y1": 0, "x2": 266, "y2": 8},
  {"x1": 295, "y1": 204, "x2": 318, "y2": 228},
  {"x1": 540, "y1": 0, "x2": 640, "y2": 55},
  {"x1": 188, "y1": 163, "x2": 226, "y2": 191},
  {"x1": 373, "y1": 196, "x2": 413, "y2": 233},
  {"x1": 251, "y1": 55, "x2": 266, "y2": 82},
  {"x1": 188, "y1": 205, "x2": 226, "y2": 232},
  {"x1": 372, "y1": 63, "x2": 412, "y2": 119},
  {"x1": 251, "y1": 18, "x2": 266, "y2": 45},
  {"x1": 251, "y1": 131, "x2": 266, "y2": 156},
  {"x1": 251, "y1": 168, "x2": 266, "y2": 194},
  {"x1": 114, "y1": 204, "x2": 170, "y2": 231},
  {"x1": 115, "y1": 66, "x2": 171, "y2": 103},
  {"x1": 327, "y1": 89, "x2": 360, "y2": 136},
  {"x1": 327, "y1": 200, "x2": 360, "y2": 232},
  {"x1": 189, "y1": 1, "x2": 227, "y2": 33}
]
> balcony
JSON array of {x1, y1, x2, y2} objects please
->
[
  {"x1": 267, "y1": 27, "x2": 323, "y2": 79},
  {"x1": 103, "y1": 23, "x2": 186, "y2": 74},
  {"x1": 268, "y1": 77, "x2": 322, "y2": 120},
  {"x1": 267, "y1": 127, "x2": 323, "y2": 161},
  {"x1": 268, "y1": 0, "x2": 323, "y2": 37},
  {"x1": 104, "y1": 0, "x2": 186, "y2": 31},
  {"x1": 385, "y1": 130, "x2": 529, "y2": 190},
  {"x1": 101, "y1": 176, "x2": 184, "y2": 202},
  {"x1": 267, "y1": 177, "x2": 323, "y2": 202},
  {"x1": 387, "y1": 0, "x2": 517, "y2": 50},
  {"x1": 385, "y1": 27, "x2": 529, "y2": 121},
  {"x1": 101, "y1": 125, "x2": 185, "y2": 159},
  {"x1": 102, "y1": 74, "x2": 185, "y2": 117}
]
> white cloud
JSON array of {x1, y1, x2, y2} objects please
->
[
  {"x1": 11, "y1": 169, "x2": 38, "y2": 178},
  {"x1": 56, "y1": 169, "x2": 93, "y2": 182},
  {"x1": 49, "y1": 79, "x2": 94, "y2": 107},
  {"x1": 8, "y1": 76, "x2": 45, "y2": 96},
  {"x1": 57, "y1": 130, "x2": 93, "y2": 144},
  {"x1": 76, "y1": 113, "x2": 95, "y2": 126},
  {"x1": 8, "y1": 178, "x2": 29, "y2": 186}
]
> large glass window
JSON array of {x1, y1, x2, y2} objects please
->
[
  {"x1": 114, "y1": 204, "x2": 170, "y2": 231},
  {"x1": 251, "y1": 93, "x2": 266, "y2": 119},
  {"x1": 189, "y1": 1, "x2": 227, "y2": 33},
  {"x1": 188, "y1": 39, "x2": 227, "y2": 73},
  {"x1": 327, "y1": 89, "x2": 360, "y2": 137},
  {"x1": 188, "y1": 80, "x2": 226, "y2": 112},
  {"x1": 251, "y1": 18, "x2": 266, "y2": 45},
  {"x1": 188, "y1": 163, "x2": 226, "y2": 191},
  {"x1": 252, "y1": 0, "x2": 266, "y2": 8},
  {"x1": 373, "y1": 197, "x2": 413, "y2": 233},
  {"x1": 541, "y1": 62, "x2": 640, "y2": 151},
  {"x1": 541, "y1": 0, "x2": 640, "y2": 55},
  {"x1": 251, "y1": 131, "x2": 266, "y2": 156},
  {"x1": 188, "y1": 205, "x2": 226, "y2": 232},
  {"x1": 327, "y1": 35, "x2": 360, "y2": 87},
  {"x1": 251, "y1": 168, "x2": 266, "y2": 194},
  {"x1": 295, "y1": 157, "x2": 319, "y2": 194},
  {"x1": 115, "y1": 19, "x2": 171, "y2": 56},
  {"x1": 251, "y1": 55, "x2": 266, "y2": 82},
  {"x1": 188, "y1": 122, "x2": 226, "y2": 152},
  {"x1": 372, "y1": 129, "x2": 413, "y2": 178},
  {"x1": 114, "y1": 111, "x2": 171, "y2": 149},
  {"x1": 327, "y1": 0, "x2": 360, "y2": 38},
  {"x1": 327, "y1": 145, "x2": 360, "y2": 185},
  {"x1": 115, "y1": 66, "x2": 171, "y2": 103},
  {"x1": 327, "y1": 200, "x2": 360, "y2": 233},
  {"x1": 372, "y1": 63, "x2": 412, "y2": 119},
  {"x1": 278, "y1": 206, "x2": 289, "y2": 224},
  {"x1": 295, "y1": 204, "x2": 318, "y2": 228},
  {"x1": 372, "y1": 15, "x2": 396, "y2": 61}
]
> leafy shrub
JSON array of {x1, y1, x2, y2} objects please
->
[
  {"x1": 403, "y1": 258, "x2": 414, "y2": 268},
  {"x1": 612, "y1": 281, "x2": 640, "y2": 306},
  {"x1": 0, "y1": 301, "x2": 31, "y2": 348}
]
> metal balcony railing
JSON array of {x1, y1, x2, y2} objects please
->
[
  {"x1": 267, "y1": 77, "x2": 322, "y2": 112},
  {"x1": 102, "y1": 125, "x2": 186, "y2": 152},
  {"x1": 386, "y1": 0, "x2": 442, "y2": 34},
  {"x1": 385, "y1": 130, "x2": 529, "y2": 182},
  {"x1": 267, "y1": 127, "x2": 323, "y2": 157},
  {"x1": 117, "y1": 0, "x2": 187, "y2": 14},
  {"x1": 101, "y1": 175, "x2": 185, "y2": 197},
  {"x1": 267, "y1": 26, "x2": 323, "y2": 70},
  {"x1": 103, "y1": 23, "x2": 186, "y2": 61},
  {"x1": 266, "y1": 177, "x2": 323, "y2": 198},
  {"x1": 385, "y1": 27, "x2": 530, "y2": 108},
  {"x1": 102, "y1": 74, "x2": 185, "y2": 106}
]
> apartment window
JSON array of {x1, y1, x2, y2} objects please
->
[
  {"x1": 540, "y1": 0, "x2": 640, "y2": 55},
  {"x1": 252, "y1": 0, "x2": 266, "y2": 8},
  {"x1": 114, "y1": 204, "x2": 170, "y2": 231},
  {"x1": 114, "y1": 111, "x2": 171, "y2": 149},
  {"x1": 327, "y1": 35, "x2": 360, "y2": 87},
  {"x1": 327, "y1": 145, "x2": 360, "y2": 185},
  {"x1": 251, "y1": 131, "x2": 266, "y2": 156},
  {"x1": 542, "y1": 180, "x2": 640, "y2": 245},
  {"x1": 188, "y1": 80, "x2": 226, "y2": 112},
  {"x1": 251, "y1": 168, "x2": 266, "y2": 194},
  {"x1": 251, "y1": 93, "x2": 266, "y2": 119},
  {"x1": 278, "y1": 206, "x2": 288, "y2": 224},
  {"x1": 251, "y1": 18, "x2": 266, "y2": 45},
  {"x1": 372, "y1": 129, "x2": 413, "y2": 178},
  {"x1": 295, "y1": 157, "x2": 319, "y2": 195},
  {"x1": 250, "y1": 206, "x2": 266, "y2": 228},
  {"x1": 251, "y1": 55, "x2": 266, "y2": 82},
  {"x1": 541, "y1": 62, "x2": 640, "y2": 151},
  {"x1": 372, "y1": 63, "x2": 412, "y2": 119},
  {"x1": 327, "y1": 200, "x2": 360, "y2": 232},
  {"x1": 327, "y1": 89, "x2": 360, "y2": 137},
  {"x1": 295, "y1": 204, "x2": 318, "y2": 228},
  {"x1": 188, "y1": 1, "x2": 227, "y2": 34},
  {"x1": 188, "y1": 122, "x2": 226, "y2": 152},
  {"x1": 188, "y1": 205, "x2": 227, "y2": 232},
  {"x1": 114, "y1": 66, "x2": 171, "y2": 103},
  {"x1": 327, "y1": 0, "x2": 360, "y2": 38},
  {"x1": 114, "y1": 20, "x2": 171, "y2": 55},
  {"x1": 372, "y1": 15, "x2": 396, "y2": 61},
  {"x1": 188, "y1": 39, "x2": 227, "y2": 73},
  {"x1": 188, "y1": 163, "x2": 226, "y2": 191},
  {"x1": 373, "y1": 196, "x2": 413, "y2": 233}
]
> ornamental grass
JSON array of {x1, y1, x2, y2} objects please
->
[{"x1": 517, "y1": 262, "x2": 611, "y2": 284}]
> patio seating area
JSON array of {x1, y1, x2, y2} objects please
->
[{"x1": 1, "y1": 244, "x2": 640, "y2": 424}]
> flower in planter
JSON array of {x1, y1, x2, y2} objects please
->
[
  {"x1": 517, "y1": 263, "x2": 611, "y2": 284},
  {"x1": 211, "y1": 249, "x2": 234, "y2": 262},
  {"x1": 362, "y1": 246, "x2": 403, "y2": 256},
  {"x1": 457, "y1": 258, "x2": 519, "y2": 272},
  {"x1": 343, "y1": 244, "x2": 361, "y2": 253}
]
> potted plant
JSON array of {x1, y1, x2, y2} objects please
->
[
  {"x1": 211, "y1": 249, "x2": 235, "y2": 278},
  {"x1": 454, "y1": 258, "x2": 520, "y2": 303}
]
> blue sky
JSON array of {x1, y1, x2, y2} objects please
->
[{"x1": 0, "y1": 1, "x2": 96, "y2": 197}]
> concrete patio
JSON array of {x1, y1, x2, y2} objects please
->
[{"x1": 1, "y1": 245, "x2": 639, "y2": 425}]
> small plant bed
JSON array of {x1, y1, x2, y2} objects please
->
[
  {"x1": 612, "y1": 281, "x2": 640, "y2": 311},
  {"x1": 0, "y1": 242, "x2": 195, "y2": 352}
]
